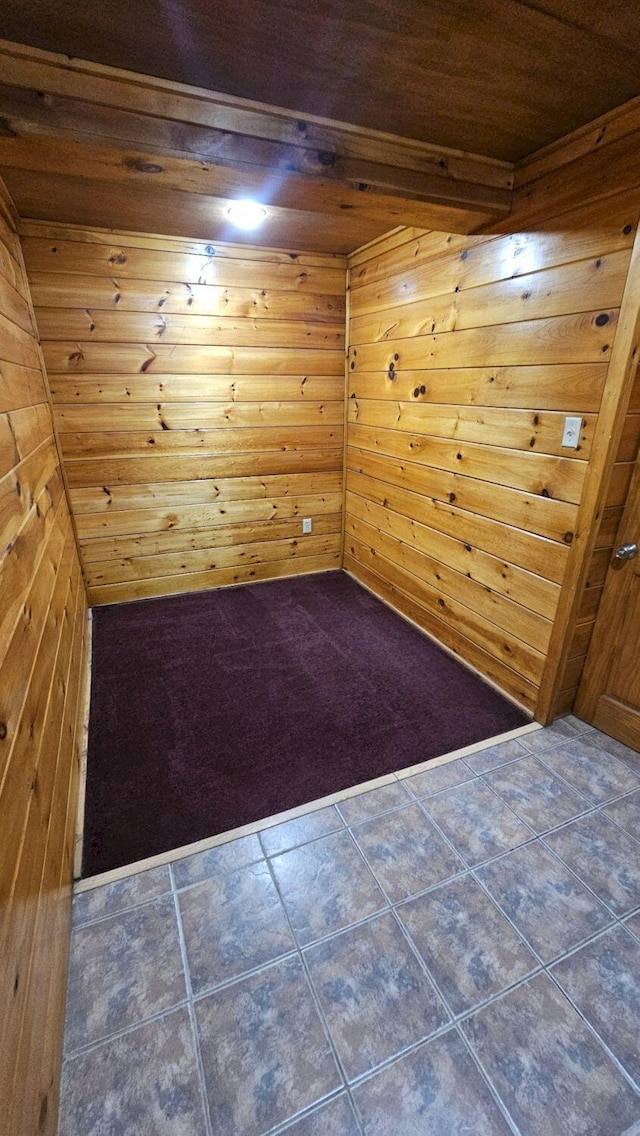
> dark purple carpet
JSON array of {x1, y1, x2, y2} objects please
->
[{"x1": 83, "y1": 570, "x2": 528, "y2": 876}]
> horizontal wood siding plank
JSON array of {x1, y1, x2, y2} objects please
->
[
  {"x1": 78, "y1": 513, "x2": 342, "y2": 563},
  {"x1": 345, "y1": 491, "x2": 560, "y2": 619},
  {"x1": 348, "y1": 423, "x2": 586, "y2": 503},
  {"x1": 27, "y1": 272, "x2": 346, "y2": 320},
  {"x1": 0, "y1": 308, "x2": 42, "y2": 369},
  {"x1": 48, "y1": 374, "x2": 344, "y2": 403},
  {"x1": 74, "y1": 491, "x2": 343, "y2": 539},
  {"x1": 0, "y1": 269, "x2": 35, "y2": 334},
  {"x1": 345, "y1": 535, "x2": 545, "y2": 686},
  {"x1": 346, "y1": 512, "x2": 552, "y2": 653},
  {"x1": 53, "y1": 400, "x2": 344, "y2": 432},
  {"x1": 0, "y1": 361, "x2": 49, "y2": 413},
  {"x1": 348, "y1": 311, "x2": 617, "y2": 372},
  {"x1": 63, "y1": 448, "x2": 343, "y2": 487},
  {"x1": 22, "y1": 237, "x2": 347, "y2": 291},
  {"x1": 511, "y1": 130, "x2": 640, "y2": 228},
  {"x1": 87, "y1": 554, "x2": 341, "y2": 605},
  {"x1": 35, "y1": 308, "x2": 344, "y2": 349},
  {"x1": 347, "y1": 363, "x2": 608, "y2": 412},
  {"x1": 18, "y1": 221, "x2": 348, "y2": 266},
  {"x1": 84, "y1": 531, "x2": 341, "y2": 586},
  {"x1": 0, "y1": 402, "x2": 52, "y2": 478},
  {"x1": 347, "y1": 399, "x2": 595, "y2": 458},
  {"x1": 0, "y1": 437, "x2": 59, "y2": 555},
  {"x1": 42, "y1": 342, "x2": 345, "y2": 375},
  {"x1": 69, "y1": 472, "x2": 344, "y2": 513},
  {"x1": 346, "y1": 470, "x2": 568, "y2": 582},
  {"x1": 349, "y1": 210, "x2": 636, "y2": 314},
  {"x1": 344, "y1": 554, "x2": 538, "y2": 710},
  {"x1": 347, "y1": 448, "x2": 578, "y2": 544},
  {"x1": 58, "y1": 425, "x2": 343, "y2": 459},
  {"x1": 349, "y1": 250, "x2": 630, "y2": 339}
]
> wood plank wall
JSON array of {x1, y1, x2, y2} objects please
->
[
  {"x1": 345, "y1": 192, "x2": 639, "y2": 713},
  {"x1": 21, "y1": 223, "x2": 346, "y2": 605},
  {"x1": 0, "y1": 180, "x2": 88, "y2": 1136}
]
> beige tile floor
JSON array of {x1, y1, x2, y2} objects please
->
[{"x1": 59, "y1": 716, "x2": 640, "y2": 1135}]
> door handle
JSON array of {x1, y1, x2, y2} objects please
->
[{"x1": 614, "y1": 542, "x2": 638, "y2": 561}]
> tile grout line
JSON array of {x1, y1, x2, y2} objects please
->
[
  {"x1": 266, "y1": 1089, "x2": 356, "y2": 1136},
  {"x1": 169, "y1": 865, "x2": 216, "y2": 1136},
  {"x1": 545, "y1": 938, "x2": 640, "y2": 1097},
  {"x1": 537, "y1": 826, "x2": 637, "y2": 924},
  {"x1": 336, "y1": 924, "x2": 640, "y2": 1110},
  {"x1": 189, "y1": 948, "x2": 300, "y2": 1003},
  {"x1": 62, "y1": 998, "x2": 192, "y2": 1062},
  {"x1": 533, "y1": 748, "x2": 640, "y2": 806},
  {"x1": 335, "y1": 1017, "x2": 457, "y2": 1094},
  {"x1": 163, "y1": 829, "x2": 639, "y2": 1108},
  {"x1": 468, "y1": 854, "x2": 634, "y2": 974},
  {"x1": 260, "y1": 852, "x2": 367, "y2": 1136},
  {"x1": 380, "y1": 897, "x2": 544, "y2": 1128},
  {"x1": 389, "y1": 720, "x2": 542, "y2": 781},
  {"x1": 391, "y1": 881, "x2": 544, "y2": 1025},
  {"x1": 257, "y1": 811, "x2": 346, "y2": 859},
  {"x1": 442, "y1": 959, "x2": 640, "y2": 1131},
  {"x1": 335, "y1": 786, "x2": 414, "y2": 828},
  {"x1": 596, "y1": 795, "x2": 640, "y2": 847},
  {"x1": 460, "y1": 738, "x2": 534, "y2": 777},
  {"x1": 478, "y1": 748, "x2": 594, "y2": 803},
  {"x1": 341, "y1": 906, "x2": 537, "y2": 1120},
  {"x1": 70, "y1": 885, "x2": 176, "y2": 931},
  {"x1": 417, "y1": 784, "x2": 538, "y2": 872},
  {"x1": 471, "y1": 767, "x2": 550, "y2": 839},
  {"x1": 450, "y1": 1020, "x2": 523, "y2": 1136}
]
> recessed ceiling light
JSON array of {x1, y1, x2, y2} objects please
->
[{"x1": 226, "y1": 200, "x2": 267, "y2": 231}]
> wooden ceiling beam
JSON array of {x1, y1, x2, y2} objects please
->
[
  {"x1": 0, "y1": 83, "x2": 510, "y2": 215},
  {"x1": 0, "y1": 39, "x2": 512, "y2": 224},
  {"x1": 0, "y1": 134, "x2": 500, "y2": 234}
]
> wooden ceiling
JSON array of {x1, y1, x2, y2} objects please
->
[
  {"x1": 0, "y1": 1, "x2": 639, "y2": 253},
  {"x1": 3, "y1": 0, "x2": 640, "y2": 161}
]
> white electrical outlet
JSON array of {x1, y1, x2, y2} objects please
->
[
  {"x1": 302, "y1": 517, "x2": 312, "y2": 534},
  {"x1": 562, "y1": 416, "x2": 582, "y2": 449}
]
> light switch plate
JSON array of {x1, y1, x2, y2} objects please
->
[
  {"x1": 302, "y1": 517, "x2": 312, "y2": 534},
  {"x1": 562, "y1": 416, "x2": 582, "y2": 448}
]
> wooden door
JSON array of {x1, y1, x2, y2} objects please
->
[{"x1": 576, "y1": 452, "x2": 640, "y2": 749}]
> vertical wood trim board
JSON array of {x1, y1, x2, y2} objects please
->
[
  {"x1": 345, "y1": 186, "x2": 640, "y2": 715},
  {"x1": 22, "y1": 223, "x2": 347, "y2": 604},
  {"x1": 0, "y1": 177, "x2": 88, "y2": 1136}
]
